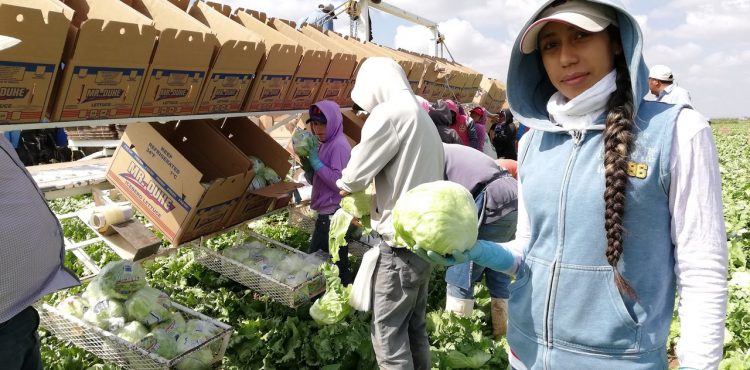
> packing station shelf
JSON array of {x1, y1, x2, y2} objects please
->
[{"x1": 0, "y1": 110, "x2": 308, "y2": 132}]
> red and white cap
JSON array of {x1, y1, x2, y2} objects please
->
[{"x1": 520, "y1": 0, "x2": 618, "y2": 54}]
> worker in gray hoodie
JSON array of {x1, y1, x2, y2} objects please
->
[{"x1": 337, "y1": 57, "x2": 444, "y2": 369}]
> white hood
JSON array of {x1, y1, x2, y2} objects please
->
[{"x1": 351, "y1": 57, "x2": 412, "y2": 113}]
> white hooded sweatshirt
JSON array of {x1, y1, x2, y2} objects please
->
[{"x1": 337, "y1": 57, "x2": 444, "y2": 243}]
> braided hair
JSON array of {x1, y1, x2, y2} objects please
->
[{"x1": 602, "y1": 28, "x2": 637, "y2": 299}]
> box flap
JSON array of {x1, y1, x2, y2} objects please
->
[
  {"x1": 128, "y1": 0, "x2": 218, "y2": 68},
  {"x1": 0, "y1": 0, "x2": 72, "y2": 62},
  {"x1": 63, "y1": 0, "x2": 158, "y2": 66},
  {"x1": 251, "y1": 181, "x2": 301, "y2": 198},
  {"x1": 216, "y1": 116, "x2": 292, "y2": 177},
  {"x1": 342, "y1": 110, "x2": 366, "y2": 143}
]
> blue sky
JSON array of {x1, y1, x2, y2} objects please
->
[{"x1": 212, "y1": 0, "x2": 750, "y2": 118}]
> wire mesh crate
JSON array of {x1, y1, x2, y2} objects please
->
[
  {"x1": 192, "y1": 231, "x2": 326, "y2": 308},
  {"x1": 286, "y1": 202, "x2": 373, "y2": 258},
  {"x1": 287, "y1": 202, "x2": 317, "y2": 234},
  {"x1": 37, "y1": 301, "x2": 232, "y2": 370}
]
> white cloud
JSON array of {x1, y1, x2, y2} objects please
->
[{"x1": 394, "y1": 19, "x2": 512, "y2": 81}]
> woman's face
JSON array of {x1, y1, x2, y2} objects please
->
[
  {"x1": 538, "y1": 22, "x2": 619, "y2": 100},
  {"x1": 310, "y1": 121, "x2": 327, "y2": 142}
]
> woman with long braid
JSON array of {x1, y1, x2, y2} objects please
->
[{"x1": 418, "y1": 1, "x2": 727, "y2": 369}]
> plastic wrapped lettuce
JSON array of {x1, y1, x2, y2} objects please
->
[
  {"x1": 138, "y1": 328, "x2": 178, "y2": 359},
  {"x1": 152, "y1": 311, "x2": 186, "y2": 336},
  {"x1": 184, "y1": 319, "x2": 220, "y2": 337},
  {"x1": 83, "y1": 299, "x2": 126, "y2": 332},
  {"x1": 291, "y1": 128, "x2": 318, "y2": 157},
  {"x1": 117, "y1": 321, "x2": 149, "y2": 344},
  {"x1": 125, "y1": 287, "x2": 172, "y2": 326},
  {"x1": 256, "y1": 166, "x2": 281, "y2": 185},
  {"x1": 309, "y1": 264, "x2": 352, "y2": 325},
  {"x1": 393, "y1": 181, "x2": 478, "y2": 255},
  {"x1": 222, "y1": 246, "x2": 250, "y2": 263},
  {"x1": 175, "y1": 348, "x2": 213, "y2": 370},
  {"x1": 56, "y1": 295, "x2": 88, "y2": 319},
  {"x1": 183, "y1": 319, "x2": 221, "y2": 352},
  {"x1": 98, "y1": 260, "x2": 148, "y2": 299}
]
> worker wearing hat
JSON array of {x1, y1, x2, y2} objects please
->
[
  {"x1": 0, "y1": 35, "x2": 80, "y2": 369},
  {"x1": 297, "y1": 3, "x2": 336, "y2": 31},
  {"x1": 648, "y1": 64, "x2": 693, "y2": 107}
]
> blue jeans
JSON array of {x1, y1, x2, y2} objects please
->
[
  {"x1": 310, "y1": 213, "x2": 353, "y2": 285},
  {"x1": 0, "y1": 306, "x2": 43, "y2": 370},
  {"x1": 446, "y1": 211, "x2": 518, "y2": 299}
]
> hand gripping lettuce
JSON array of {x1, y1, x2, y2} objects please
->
[
  {"x1": 393, "y1": 181, "x2": 478, "y2": 255},
  {"x1": 328, "y1": 185, "x2": 374, "y2": 262}
]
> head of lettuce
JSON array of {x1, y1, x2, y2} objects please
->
[{"x1": 393, "y1": 181, "x2": 478, "y2": 255}]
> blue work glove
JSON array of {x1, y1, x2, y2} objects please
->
[
  {"x1": 413, "y1": 246, "x2": 464, "y2": 265},
  {"x1": 415, "y1": 240, "x2": 515, "y2": 272},
  {"x1": 308, "y1": 147, "x2": 323, "y2": 171}
]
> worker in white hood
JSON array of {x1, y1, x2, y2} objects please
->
[{"x1": 337, "y1": 57, "x2": 444, "y2": 369}]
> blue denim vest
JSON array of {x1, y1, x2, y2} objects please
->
[{"x1": 508, "y1": 101, "x2": 682, "y2": 369}]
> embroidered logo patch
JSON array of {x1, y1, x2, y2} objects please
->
[{"x1": 627, "y1": 161, "x2": 649, "y2": 179}]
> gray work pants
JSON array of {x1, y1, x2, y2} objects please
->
[{"x1": 371, "y1": 241, "x2": 433, "y2": 370}]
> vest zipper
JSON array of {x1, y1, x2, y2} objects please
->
[{"x1": 543, "y1": 130, "x2": 585, "y2": 368}]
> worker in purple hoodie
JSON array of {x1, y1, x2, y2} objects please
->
[{"x1": 301, "y1": 100, "x2": 353, "y2": 284}]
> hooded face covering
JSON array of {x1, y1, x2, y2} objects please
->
[
  {"x1": 507, "y1": 0, "x2": 648, "y2": 132},
  {"x1": 350, "y1": 57, "x2": 413, "y2": 114}
]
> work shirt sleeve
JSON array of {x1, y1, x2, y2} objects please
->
[
  {"x1": 337, "y1": 112, "x2": 400, "y2": 193},
  {"x1": 670, "y1": 109, "x2": 728, "y2": 370}
]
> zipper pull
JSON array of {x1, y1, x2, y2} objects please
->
[{"x1": 570, "y1": 130, "x2": 584, "y2": 146}]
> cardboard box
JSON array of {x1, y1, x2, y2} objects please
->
[
  {"x1": 238, "y1": 11, "x2": 329, "y2": 111},
  {"x1": 106, "y1": 121, "x2": 253, "y2": 245},
  {"x1": 295, "y1": 25, "x2": 357, "y2": 107},
  {"x1": 214, "y1": 116, "x2": 302, "y2": 226},
  {"x1": 125, "y1": 0, "x2": 217, "y2": 117},
  {"x1": 299, "y1": 25, "x2": 363, "y2": 107},
  {"x1": 342, "y1": 110, "x2": 366, "y2": 143},
  {"x1": 185, "y1": 1, "x2": 264, "y2": 114},
  {"x1": 323, "y1": 31, "x2": 386, "y2": 107},
  {"x1": 473, "y1": 77, "x2": 506, "y2": 113},
  {"x1": 0, "y1": 0, "x2": 72, "y2": 124},
  {"x1": 269, "y1": 19, "x2": 356, "y2": 108},
  {"x1": 365, "y1": 42, "x2": 423, "y2": 93},
  {"x1": 232, "y1": 8, "x2": 303, "y2": 112},
  {"x1": 395, "y1": 48, "x2": 438, "y2": 100},
  {"x1": 51, "y1": 0, "x2": 157, "y2": 121}
]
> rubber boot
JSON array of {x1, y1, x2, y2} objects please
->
[
  {"x1": 445, "y1": 295, "x2": 474, "y2": 317},
  {"x1": 491, "y1": 298, "x2": 508, "y2": 337}
]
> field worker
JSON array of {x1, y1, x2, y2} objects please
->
[
  {"x1": 496, "y1": 159, "x2": 518, "y2": 180},
  {"x1": 468, "y1": 106, "x2": 489, "y2": 153},
  {"x1": 0, "y1": 35, "x2": 80, "y2": 370},
  {"x1": 415, "y1": 95, "x2": 431, "y2": 113},
  {"x1": 420, "y1": 1, "x2": 727, "y2": 369},
  {"x1": 300, "y1": 100, "x2": 353, "y2": 285},
  {"x1": 441, "y1": 143, "x2": 517, "y2": 337},
  {"x1": 443, "y1": 99, "x2": 471, "y2": 146},
  {"x1": 648, "y1": 64, "x2": 694, "y2": 107},
  {"x1": 491, "y1": 108, "x2": 518, "y2": 160},
  {"x1": 297, "y1": 3, "x2": 336, "y2": 32},
  {"x1": 428, "y1": 100, "x2": 462, "y2": 144},
  {"x1": 337, "y1": 57, "x2": 444, "y2": 369}
]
